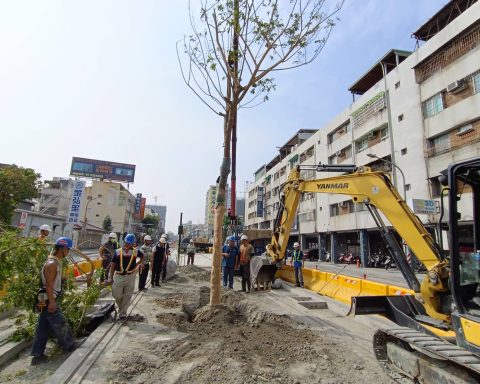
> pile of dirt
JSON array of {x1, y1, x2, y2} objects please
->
[
  {"x1": 113, "y1": 353, "x2": 159, "y2": 379},
  {"x1": 178, "y1": 265, "x2": 211, "y2": 282},
  {"x1": 154, "y1": 293, "x2": 186, "y2": 308}
]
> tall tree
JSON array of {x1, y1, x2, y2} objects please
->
[
  {"x1": 0, "y1": 165, "x2": 41, "y2": 224},
  {"x1": 179, "y1": 0, "x2": 344, "y2": 305},
  {"x1": 142, "y1": 214, "x2": 159, "y2": 234},
  {"x1": 102, "y1": 215, "x2": 113, "y2": 232}
]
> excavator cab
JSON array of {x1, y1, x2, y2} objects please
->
[{"x1": 448, "y1": 157, "x2": 480, "y2": 354}]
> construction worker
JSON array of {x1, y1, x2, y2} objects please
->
[
  {"x1": 31, "y1": 237, "x2": 83, "y2": 365},
  {"x1": 38, "y1": 224, "x2": 51, "y2": 241},
  {"x1": 106, "y1": 234, "x2": 143, "y2": 321},
  {"x1": 290, "y1": 242, "x2": 304, "y2": 287},
  {"x1": 221, "y1": 236, "x2": 238, "y2": 289},
  {"x1": 161, "y1": 234, "x2": 170, "y2": 282},
  {"x1": 99, "y1": 233, "x2": 117, "y2": 282},
  {"x1": 186, "y1": 239, "x2": 196, "y2": 265},
  {"x1": 237, "y1": 235, "x2": 254, "y2": 292},
  {"x1": 138, "y1": 235, "x2": 153, "y2": 291},
  {"x1": 151, "y1": 237, "x2": 166, "y2": 287}
]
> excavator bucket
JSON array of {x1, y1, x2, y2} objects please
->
[{"x1": 251, "y1": 255, "x2": 278, "y2": 289}]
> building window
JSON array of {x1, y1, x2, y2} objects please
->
[
  {"x1": 457, "y1": 123, "x2": 473, "y2": 135},
  {"x1": 380, "y1": 126, "x2": 389, "y2": 139},
  {"x1": 423, "y1": 93, "x2": 444, "y2": 118},
  {"x1": 395, "y1": 81, "x2": 400, "y2": 89},
  {"x1": 398, "y1": 114, "x2": 404, "y2": 122},
  {"x1": 474, "y1": 72, "x2": 480, "y2": 94},
  {"x1": 401, "y1": 148, "x2": 407, "y2": 155},
  {"x1": 429, "y1": 177, "x2": 441, "y2": 198},
  {"x1": 356, "y1": 138, "x2": 368, "y2": 152},
  {"x1": 405, "y1": 184, "x2": 411, "y2": 191}
]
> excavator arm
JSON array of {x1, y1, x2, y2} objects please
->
[{"x1": 266, "y1": 164, "x2": 450, "y2": 323}]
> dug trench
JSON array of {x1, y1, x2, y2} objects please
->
[{"x1": 81, "y1": 264, "x2": 390, "y2": 384}]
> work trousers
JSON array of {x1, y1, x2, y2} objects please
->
[
  {"x1": 112, "y1": 273, "x2": 136, "y2": 317},
  {"x1": 138, "y1": 262, "x2": 149, "y2": 291},
  {"x1": 187, "y1": 253, "x2": 195, "y2": 265},
  {"x1": 294, "y1": 266, "x2": 304, "y2": 286},
  {"x1": 151, "y1": 255, "x2": 164, "y2": 286},
  {"x1": 31, "y1": 307, "x2": 75, "y2": 357},
  {"x1": 162, "y1": 258, "x2": 168, "y2": 282},
  {"x1": 239, "y1": 263, "x2": 251, "y2": 291},
  {"x1": 222, "y1": 266, "x2": 234, "y2": 288}
]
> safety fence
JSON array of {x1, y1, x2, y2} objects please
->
[{"x1": 277, "y1": 265, "x2": 413, "y2": 304}]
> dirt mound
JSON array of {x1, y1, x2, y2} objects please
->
[
  {"x1": 113, "y1": 353, "x2": 159, "y2": 379},
  {"x1": 180, "y1": 265, "x2": 207, "y2": 274},
  {"x1": 192, "y1": 304, "x2": 235, "y2": 324},
  {"x1": 155, "y1": 293, "x2": 186, "y2": 308},
  {"x1": 155, "y1": 311, "x2": 188, "y2": 326}
]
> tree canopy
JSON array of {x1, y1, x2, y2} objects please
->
[{"x1": 0, "y1": 165, "x2": 41, "y2": 224}]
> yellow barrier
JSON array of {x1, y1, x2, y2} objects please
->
[
  {"x1": 65, "y1": 258, "x2": 102, "y2": 276},
  {"x1": 277, "y1": 265, "x2": 414, "y2": 304}
]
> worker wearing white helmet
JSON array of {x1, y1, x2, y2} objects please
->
[
  {"x1": 138, "y1": 235, "x2": 153, "y2": 291},
  {"x1": 38, "y1": 224, "x2": 51, "y2": 241},
  {"x1": 160, "y1": 234, "x2": 170, "y2": 282},
  {"x1": 290, "y1": 242, "x2": 304, "y2": 287},
  {"x1": 99, "y1": 233, "x2": 118, "y2": 282},
  {"x1": 151, "y1": 237, "x2": 167, "y2": 287}
]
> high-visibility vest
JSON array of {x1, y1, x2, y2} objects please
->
[
  {"x1": 292, "y1": 250, "x2": 303, "y2": 262},
  {"x1": 117, "y1": 248, "x2": 137, "y2": 274}
]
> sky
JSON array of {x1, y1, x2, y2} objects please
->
[{"x1": 0, "y1": 0, "x2": 446, "y2": 232}]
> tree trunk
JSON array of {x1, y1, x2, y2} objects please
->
[
  {"x1": 210, "y1": 157, "x2": 230, "y2": 305},
  {"x1": 210, "y1": 104, "x2": 234, "y2": 306}
]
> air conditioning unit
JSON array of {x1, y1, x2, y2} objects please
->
[
  {"x1": 447, "y1": 79, "x2": 466, "y2": 94},
  {"x1": 367, "y1": 131, "x2": 375, "y2": 139},
  {"x1": 338, "y1": 201, "x2": 347, "y2": 208},
  {"x1": 336, "y1": 150, "x2": 345, "y2": 157}
]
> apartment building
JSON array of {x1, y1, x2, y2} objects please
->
[
  {"x1": 83, "y1": 180, "x2": 136, "y2": 234},
  {"x1": 146, "y1": 204, "x2": 167, "y2": 235},
  {"x1": 38, "y1": 178, "x2": 74, "y2": 218},
  {"x1": 245, "y1": 0, "x2": 480, "y2": 264}
]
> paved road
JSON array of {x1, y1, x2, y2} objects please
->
[{"x1": 182, "y1": 252, "x2": 422, "y2": 289}]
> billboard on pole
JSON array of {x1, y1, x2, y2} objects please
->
[
  {"x1": 70, "y1": 157, "x2": 136, "y2": 183},
  {"x1": 67, "y1": 181, "x2": 86, "y2": 224}
]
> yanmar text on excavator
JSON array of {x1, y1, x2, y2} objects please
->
[{"x1": 258, "y1": 157, "x2": 480, "y2": 383}]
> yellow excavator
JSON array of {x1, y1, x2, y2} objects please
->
[{"x1": 259, "y1": 157, "x2": 480, "y2": 383}]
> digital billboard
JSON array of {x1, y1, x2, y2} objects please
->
[{"x1": 70, "y1": 157, "x2": 136, "y2": 183}]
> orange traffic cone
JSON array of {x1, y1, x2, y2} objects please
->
[{"x1": 73, "y1": 264, "x2": 80, "y2": 277}]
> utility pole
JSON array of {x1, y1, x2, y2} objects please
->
[
  {"x1": 230, "y1": 0, "x2": 239, "y2": 219},
  {"x1": 177, "y1": 212, "x2": 183, "y2": 265}
]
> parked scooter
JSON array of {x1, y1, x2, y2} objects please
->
[
  {"x1": 339, "y1": 251, "x2": 359, "y2": 264},
  {"x1": 384, "y1": 254, "x2": 397, "y2": 270}
]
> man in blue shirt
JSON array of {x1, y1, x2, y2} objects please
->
[{"x1": 221, "y1": 236, "x2": 238, "y2": 289}]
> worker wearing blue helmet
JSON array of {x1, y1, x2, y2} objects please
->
[
  {"x1": 31, "y1": 237, "x2": 84, "y2": 365},
  {"x1": 221, "y1": 236, "x2": 239, "y2": 289},
  {"x1": 106, "y1": 233, "x2": 144, "y2": 321}
]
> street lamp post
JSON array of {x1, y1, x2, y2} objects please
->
[
  {"x1": 367, "y1": 154, "x2": 406, "y2": 200},
  {"x1": 82, "y1": 195, "x2": 102, "y2": 237}
]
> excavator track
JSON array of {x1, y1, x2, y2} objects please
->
[{"x1": 374, "y1": 327, "x2": 480, "y2": 384}]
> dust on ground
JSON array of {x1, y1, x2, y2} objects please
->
[{"x1": 92, "y1": 266, "x2": 389, "y2": 384}]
